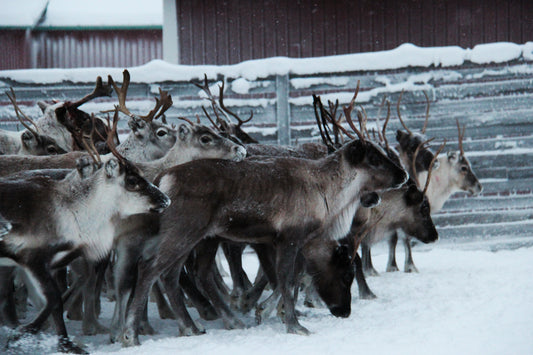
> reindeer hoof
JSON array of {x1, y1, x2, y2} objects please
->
[
  {"x1": 179, "y1": 324, "x2": 205, "y2": 336},
  {"x1": 287, "y1": 324, "x2": 311, "y2": 336},
  {"x1": 386, "y1": 265, "x2": 400, "y2": 272},
  {"x1": 139, "y1": 320, "x2": 156, "y2": 335},
  {"x1": 223, "y1": 317, "x2": 245, "y2": 330},
  {"x1": 404, "y1": 264, "x2": 419, "y2": 273},
  {"x1": 364, "y1": 267, "x2": 380, "y2": 277},
  {"x1": 58, "y1": 337, "x2": 88, "y2": 354},
  {"x1": 82, "y1": 321, "x2": 109, "y2": 335},
  {"x1": 359, "y1": 290, "x2": 377, "y2": 300},
  {"x1": 120, "y1": 329, "x2": 140, "y2": 347}
]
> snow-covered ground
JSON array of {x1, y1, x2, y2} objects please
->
[{"x1": 3, "y1": 241, "x2": 532, "y2": 355}]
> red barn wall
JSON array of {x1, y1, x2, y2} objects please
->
[{"x1": 176, "y1": 0, "x2": 533, "y2": 65}]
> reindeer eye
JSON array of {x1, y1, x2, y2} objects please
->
[
  {"x1": 461, "y1": 166, "x2": 468, "y2": 172},
  {"x1": 200, "y1": 135, "x2": 213, "y2": 144},
  {"x1": 125, "y1": 175, "x2": 139, "y2": 190},
  {"x1": 367, "y1": 150, "x2": 381, "y2": 166},
  {"x1": 156, "y1": 128, "x2": 167, "y2": 137},
  {"x1": 47, "y1": 146, "x2": 58, "y2": 154}
]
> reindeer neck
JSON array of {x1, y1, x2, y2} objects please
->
[
  {"x1": 418, "y1": 156, "x2": 460, "y2": 213},
  {"x1": 55, "y1": 170, "x2": 119, "y2": 260}
]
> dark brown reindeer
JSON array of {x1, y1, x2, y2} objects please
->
[
  {"x1": 387, "y1": 119, "x2": 482, "y2": 273},
  {"x1": 0, "y1": 89, "x2": 67, "y2": 156},
  {"x1": 360, "y1": 90, "x2": 437, "y2": 275},
  {"x1": 118, "y1": 101, "x2": 408, "y2": 346},
  {"x1": 353, "y1": 141, "x2": 444, "y2": 298},
  {"x1": 54, "y1": 76, "x2": 114, "y2": 152},
  {"x1": 195, "y1": 74, "x2": 258, "y2": 144},
  {"x1": 0, "y1": 126, "x2": 171, "y2": 354}
]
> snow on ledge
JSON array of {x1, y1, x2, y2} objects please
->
[{"x1": 0, "y1": 42, "x2": 532, "y2": 85}]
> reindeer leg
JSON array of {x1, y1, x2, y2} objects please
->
[
  {"x1": 110, "y1": 238, "x2": 140, "y2": 343},
  {"x1": 81, "y1": 259, "x2": 109, "y2": 335},
  {"x1": 403, "y1": 237, "x2": 419, "y2": 273},
  {"x1": 386, "y1": 231, "x2": 400, "y2": 272},
  {"x1": 15, "y1": 260, "x2": 87, "y2": 354},
  {"x1": 194, "y1": 239, "x2": 244, "y2": 330},
  {"x1": 151, "y1": 281, "x2": 175, "y2": 319},
  {"x1": 0, "y1": 266, "x2": 19, "y2": 327},
  {"x1": 353, "y1": 252, "x2": 377, "y2": 299},
  {"x1": 179, "y1": 268, "x2": 218, "y2": 320},
  {"x1": 276, "y1": 242, "x2": 309, "y2": 335},
  {"x1": 161, "y1": 263, "x2": 205, "y2": 336},
  {"x1": 121, "y1": 257, "x2": 159, "y2": 347},
  {"x1": 222, "y1": 242, "x2": 252, "y2": 309},
  {"x1": 361, "y1": 242, "x2": 379, "y2": 276}
]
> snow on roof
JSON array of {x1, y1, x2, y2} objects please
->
[
  {"x1": 0, "y1": 42, "x2": 531, "y2": 86},
  {"x1": 0, "y1": 0, "x2": 162, "y2": 29},
  {"x1": 0, "y1": 0, "x2": 48, "y2": 28}
]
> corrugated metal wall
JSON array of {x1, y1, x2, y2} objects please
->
[
  {"x1": 32, "y1": 30, "x2": 162, "y2": 68},
  {"x1": 177, "y1": 0, "x2": 533, "y2": 65},
  {"x1": 0, "y1": 30, "x2": 30, "y2": 69},
  {"x1": 0, "y1": 29, "x2": 162, "y2": 70}
]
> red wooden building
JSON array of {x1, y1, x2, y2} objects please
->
[
  {"x1": 0, "y1": 0, "x2": 162, "y2": 70},
  {"x1": 168, "y1": 0, "x2": 532, "y2": 65}
]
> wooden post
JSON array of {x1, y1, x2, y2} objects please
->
[{"x1": 276, "y1": 74, "x2": 291, "y2": 145}]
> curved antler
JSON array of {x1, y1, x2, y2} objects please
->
[
  {"x1": 411, "y1": 137, "x2": 436, "y2": 187},
  {"x1": 422, "y1": 140, "x2": 446, "y2": 195},
  {"x1": 456, "y1": 118, "x2": 466, "y2": 156},
  {"x1": 69, "y1": 76, "x2": 112, "y2": 109},
  {"x1": 6, "y1": 88, "x2": 40, "y2": 138},
  {"x1": 421, "y1": 91, "x2": 430, "y2": 134},
  {"x1": 396, "y1": 90, "x2": 413, "y2": 135}
]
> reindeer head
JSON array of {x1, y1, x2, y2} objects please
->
[
  {"x1": 395, "y1": 91, "x2": 436, "y2": 176},
  {"x1": 444, "y1": 120, "x2": 482, "y2": 196},
  {"x1": 174, "y1": 122, "x2": 247, "y2": 163},
  {"x1": 125, "y1": 117, "x2": 178, "y2": 160},
  {"x1": 398, "y1": 183, "x2": 438, "y2": 243},
  {"x1": 6, "y1": 88, "x2": 68, "y2": 156},
  {"x1": 195, "y1": 74, "x2": 258, "y2": 144},
  {"x1": 75, "y1": 109, "x2": 171, "y2": 216},
  {"x1": 303, "y1": 239, "x2": 354, "y2": 318}
]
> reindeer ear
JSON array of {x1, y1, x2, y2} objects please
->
[
  {"x1": 360, "y1": 191, "x2": 381, "y2": 208},
  {"x1": 345, "y1": 140, "x2": 366, "y2": 166},
  {"x1": 332, "y1": 244, "x2": 352, "y2": 267},
  {"x1": 405, "y1": 184, "x2": 424, "y2": 206},
  {"x1": 178, "y1": 124, "x2": 190, "y2": 141},
  {"x1": 76, "y1": 156, "x2": 96, "y2": 179},
  {"x1": 447, "y1": 151, "x2": 457, "y2": 161},
  {"x1": 37, "y1": 101, "x2": 48, "y2": 113},
  {"x1": 104, "y1": 158, "x2": 120, "y2": 178}
]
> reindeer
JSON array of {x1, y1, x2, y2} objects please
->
[
  {"x1": 360, "y1": 90, "x2": 438, "y2": 275},
  {"x1": 0, "y1": 128, "x2": 171, "y2": 354},
  {"x1": 386, "y1": 119, "x2": 482, "y2": 273},
  {"x1": 115, "y1": 109, "x2": 408, "y2": 346},
  {"x1": 0, "y1": 89, "x2": 67, "y2": 156}
]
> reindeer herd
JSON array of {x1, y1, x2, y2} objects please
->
[{"x1": 0, "y1": 71, "x2": 482, "y2": 354}]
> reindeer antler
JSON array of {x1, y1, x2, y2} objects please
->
[
  {"x1": 422, "y1": 140, "x2": 446, "y2": 195},
  {"x1": 107, "y1": 70, "x2": 172, "y2": 123},
  {"x1": 218, "y1": 81, "x2": 253, "y2": 127},
  {"x1": 5, "y1": 88, "x2": 40, "y2": 138},
  {"x1": 106, "y1": 107, "x2": 127, "y2": 164},
  {"x1": 456, "y1": 118, "x2": 466, "y2": 156},
  {"x1": 68, "y1": 76, "x2": 112, "y2": 109},
  {"x1": 411, "y1": 137, "x2": 435, "y2": 187},
  {"x1": 343, "y1": 81, "x2": 365, "y2": 141},
  {"x1": 396, "y1": 90, "x2": 413, "y2": 135},
  {"x1": 313, "y1": 95, "x2": 337, "y2": 152},
  {"x1": 421, "y1": 91, "x2": 430, "y2": 134}
]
